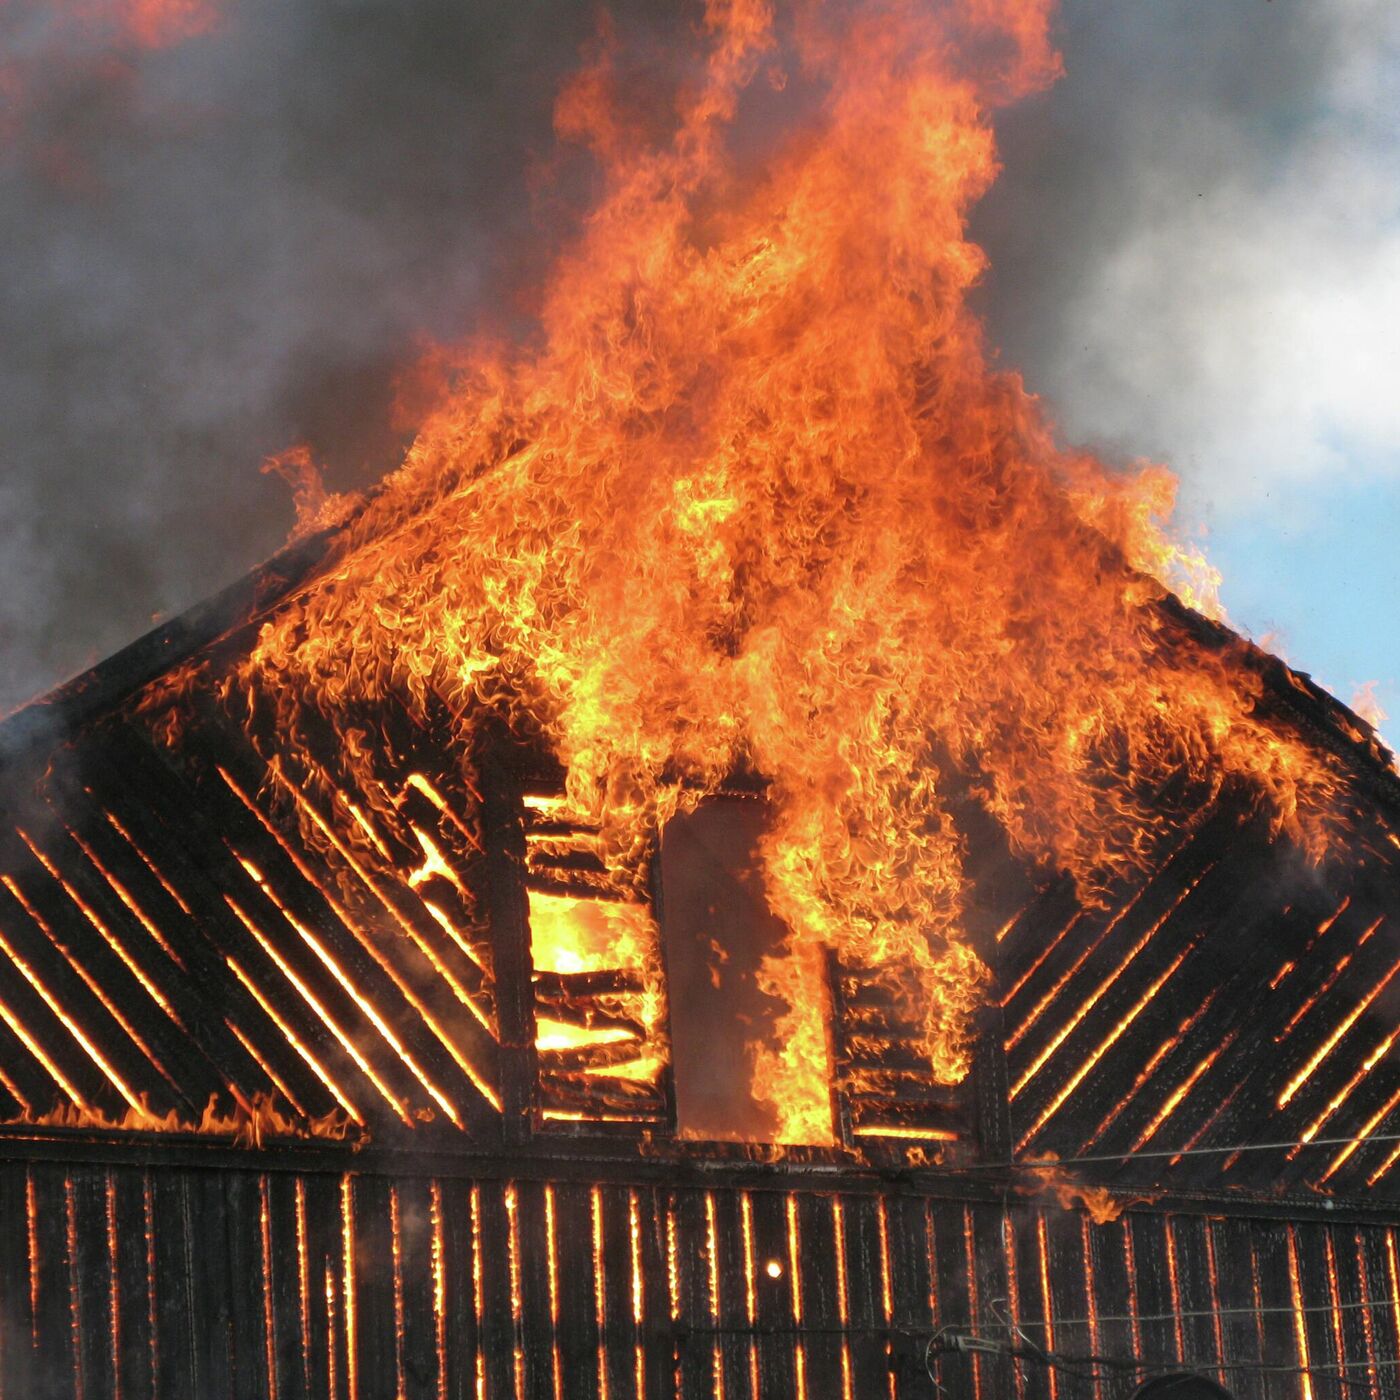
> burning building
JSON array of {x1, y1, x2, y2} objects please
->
[{"x1": 2, "y1": 0, "x2": 1399, "y2": 1396}]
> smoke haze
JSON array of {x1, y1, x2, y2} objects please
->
[{"x1": 2, "y1": 0, "x2": 1397, "y2": 715}]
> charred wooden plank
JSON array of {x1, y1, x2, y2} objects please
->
[
  {"x1": 511, "y1": 1178, "x2": 557, "y2": 1400},
  {"x1": 551, "y1": 1181, "x2": 602, "y2": 1400},
  {"x1": 71, "y1": 1168, "x2": 117, "y2": 1400},
  {"x1": 395, "y1": 1176, "x2": 442, "y2": 1400}
]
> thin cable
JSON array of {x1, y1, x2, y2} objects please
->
[
  {"x1": 934, "y1": 1331, "x2": 1399, "y2": 1388},
  {"x1": 959, "y1": 1127, "x2": 1400, "y2": 1173},
  {"x1": 1002, "y1": 1294, "x2": 1400, "y2": 1329}
]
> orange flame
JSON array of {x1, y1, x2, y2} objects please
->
[
  {"x1": 6, "y1": 1091, "x2": 356, "y2": 1146},
  {"x1": 228, "y1": 0, "x2": 1346, "y2": 1142}
]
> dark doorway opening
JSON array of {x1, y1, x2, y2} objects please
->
[{"x1": 658, "y1": 794, "x2": 792, "y2": 1141}]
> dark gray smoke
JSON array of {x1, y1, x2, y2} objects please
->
[
  {"x1": 2, "y1": 0, "x2": 1395, "y2": 715},
  {"x1": 0, "y1": 0, "x2": 687, "y2": 714}
]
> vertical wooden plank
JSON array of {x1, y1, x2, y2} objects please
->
[
  {"x1": 598, "y1": 1185, "x2": 640, "y2": 1400},
  {"x1": 349, "y1": 1175, "x2": 396, "y2": 1400},
  {"x1": 512, "y1": 1180, "x2": 557, "y2": 1400},
  {"x1": 0, "y1": 1164, "x2": 36, "y2": 1399},
  {"x1": 1253, "y1": 1223, "x2": 1302, "y2": 1399},
  {"x1": 1292, "y1": 1221, "x2": 1341, "y2": 1387},
  {"x1": 226, "y1": 1171, "x2": 274, "y2": 1400},
  {"x1": 149, "y1": 1169, "x2": 196, "y2": 1400},
  {"x1": 185, "y1": 1171, "x2": 235, "y2": 1400},
  {"x1": 669, "y1": 1189, "x2": 716, "y2": 1400},
  {"x1": 438, "y1": 1177, "x2": 480, "y2": 1400},
  {"x1": 1128, "y1": 1213, "x2": 1177, "y2": 1372},
  {"x1": 267, "y1": 1174, "x2": 312, "y2": 1400},
  {"x1": 1168, "y1": 1215, "x2": 1222, "y2": 1383},
  {"x1": 1360, "y1": 1226, "x2": 1398, "y2": 1397},
  {"x1": 549, "y1": 1182, "x2": 599, "y2": 1400},
  {"x1": 969, "y1": 1202, "x2": 1012, "y2": 1400},
  {"x1": 1044, "y1": 1208, "x2": 1094, "y2": 1398},
  {"x1": 709, "y1": 1189, "x2": 755, "y2": 1400},
  {"x1": 744, "y1": 1192, "x2": 800, "y2": 1400},
  {"x1": 926, "y1": 1200, "x2": 973, "y2": 1400},
  {"x1": 794, "y1": 1194, "x2": 843, "y2": 1400},
  {"x1": 835, "y1": 1193, "x2": 885, "y2": 1397},
  {"x1": 1208, "y1": 1217, "x2": 1264, "y2": 1400},
  {"x1": 110, "y1": 1169, "x2": 155, "y2": 1400},
  {"x1": 394, "y1": 1178, "x2": 440, "y2": 1400},
  {"x1": 71, "y1": 1169, "x2": 116, "y2": 1400},
  {"x1": 475, "y1": 1180, "x2": 520, "y2": 1400},
  {"x1": 635, "y1": 1185, "x2": 675, "y2": 1400},
  {"x1": 884, "y1": 1193, "x2": 934, "y2": 1393},
  {"x1": 1006, "y1": 1209, "x2": 1046, "y2": 1400},
  {"x1": 1333, "y1": 1224, "x2": 1377, "y2": 1400},
  {"x1": 300, "y1": 1172, "x2": 344, "y2": 1400}
]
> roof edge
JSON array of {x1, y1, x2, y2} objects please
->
[{"x1": 0, "y1": 524, "x2": 346, "y2": 770}]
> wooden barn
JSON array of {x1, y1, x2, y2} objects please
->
[{"x1": 2, "y1": 522, "x2": 1400, "y2": 1400}]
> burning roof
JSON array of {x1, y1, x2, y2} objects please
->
[{"x1": 2, "y1": 0, "x2": 1400, "y2": 1204}]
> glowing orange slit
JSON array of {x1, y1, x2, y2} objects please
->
[
  {"x1": 391, "y1": 1186, "x2": 407, "y2": 1400},
  {"x1": 430, "y1": 1182, "x2": 449, "y2": 1400},
  {"x1": 342, "y1": 1175, "x2": 359, "y2": 1400},
  {"x1": 1019, "y1": 947, "x2": 1193, "y2": 1148},
  {"x1": 592, "y1": 1186, "x2": 610, "y2": 1400},
  {"x1": 226, "y1": 956, "x2": 363, "y2": 1124},
  {"x1": 831, "y1": 1198, "x2": 855, "y2": 1400},
  {"x1": 544, "y1": 1185, "x2": 564, "y2": 1400},
  {"x1": 506, "y1": 1185, "x2": 526, "y2": 1400},
  {"x1": 1279, "y1": 947, "x2": 1400, "y2": 1108},
  {"x1": 1287, "y1": 1227, "x2": 1315, "y2": 1400},
  {"x1": 260, "y1": 1175, "x2": 279, "y2": 1400}
]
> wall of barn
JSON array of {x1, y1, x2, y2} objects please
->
[{"x1": 0, "y1": 1159, "x2": 1391, "y2": 1400}]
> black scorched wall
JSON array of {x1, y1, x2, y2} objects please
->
[{"x1": 0, "y1": 1156, "x2": 1395, "y2": 1400}]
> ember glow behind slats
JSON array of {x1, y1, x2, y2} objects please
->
[{"x1": 10, "y1": 1166, "x2": 1398, "y2": 1399}]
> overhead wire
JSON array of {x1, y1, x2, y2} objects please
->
[{"x1": 957, "y1": 1126, "x2": 1400, "y2": 1173}]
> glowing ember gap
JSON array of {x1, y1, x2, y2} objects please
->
[
  {"x1": 1287, "y1": 1227, "x2": 1316, "y2": 1400},
  {"x1": 1018, "y1": 944, "x2": 1197, "y2": 1149},
  {"x1": 341, "y1": 1175, "x2": 359, "y2": 1400},
  {"x1": 221, "y1": 768, "x2": 500, "y2": 1109},
  {"x1": 704, "y1": 1192, "x2": 726, "y2": 1400},
  {"x1": 430, "y1": 1184, "x2": 449, "y2": 1400},
  {"x1": 225, "y1": 893, "x2": 409, "y2": 1124},
  {"x1": 1279, "y1": 948, "x2": 1400, "y2": 1109},
  {"x1": 226, "y1": 955, "x2": 364, "y2": 1124},
  {"x1": 26, "y1": 1170, "x2": 39, "y2": 1349},
  {"x1": 591, "y1": 1186, "x2": 610, "y2": 1400},
  {"x1": 1002, "y1": 1216, "x2": 1026, "y2": 1400},
  {"x1": 544, "y1": 1184, "x2": 564, "y2": 1400},
  {"x1": 143, "y1": 1175, "x2": 159, "y2": 1395},
  {"x1": 1010, "y1": 872, "x2": 1209, "y2": 1098},
  {"x1": 628, "y1": 1190, "x2": 646, "y2": 1400},
  {"x1": 0, "y1": 897, "x2": 147, "y2": 1114},
  {"x1": 785, "y1": 1195, "x2": 807, "y2": 1400},
  {"x1": 64, "y1": 1176, "x2": 85, "y2": 1400},
  {"x1": 260, "y1": 1175, "x2": 279, "y2": 1400},
  {"x1": 831, "y1": 1197, "x2": 855, "y2": 1400},
  {"x1": 1035, "y1": 1216, "x2": 1058, "y2": 1400},
  {"x1": 294, "y1": 1181, "x2": 312, "y2": 1397},
  {"x1": 506, "y1": 1185, "x2": 526, "y2": 1400},
  {"x1": 237, "y1": 855, "x2": 461, "y2": 1125},
  {"x1": 391, "y1": 1186, "x2": 407, "y2": 1400},
  {"x1": 962, "y1": 1208, "x2": 983, "y2": 1400}
]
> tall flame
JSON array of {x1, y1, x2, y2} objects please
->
[{"x1": 240, "y1": 0, "x2": 1342, "y2": 1142}]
